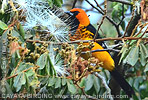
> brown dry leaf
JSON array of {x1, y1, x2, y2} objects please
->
[{"x1": 9, "y1": 41, "x2": 22, "y2": 55}]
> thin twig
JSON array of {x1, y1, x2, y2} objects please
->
[
  {"x1": 85, "y1": 0, "x2": 116, "y2": 26},
  {"x1": 117, "y1": 4, "x2": 125, "y2": 26},
  {"x1": 72, "y1": 0, "x2": 77, "y2": 9},
  {"x1": 134, "y1": 22, "x2": 148, "y2": 37},
  {"x1": 140, "y1": 27, "x2": 148, "y2": 38},
  {"x1": 3, "y1": 20, "x2": 18, "y2": 33},
  {"x1": 13, "y1": 59, "x2": 22, "y2": 75},
  {"x1": 122, "y1": 5, "x2": 135, "y2": 37},
  {"x1": 94, "y1": 0, "x2": 104, "y2": 11},
  {"x1": 94, "y1": 0, "x2": 107, "y2": 40},
  {"x1": 130, "y1": 20, "x2": 141, "y2": 37},
  {"x1": 6, "y1": 67, "x2": 35, "y2": 80}
]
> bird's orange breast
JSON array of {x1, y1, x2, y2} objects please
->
[{"x1": 81, "y1": 39, "x2": 115, "y2": 71}]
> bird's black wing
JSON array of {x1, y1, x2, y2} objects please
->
[{"x1": 86, "y1": 24, "x2": 107, "y2": 48}]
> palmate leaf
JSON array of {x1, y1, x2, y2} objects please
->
[
  {"x1": 67, "y1": 80, "x2": 77, "y2": 94},
  {"x1": 37, "y1": 53, "x2": 48, "y2": 69},
  {"x1": 93, "y1": 75, "x2": 100, "y2": 93},
  {"x1": 12, "y1": 63, "x2": 35, "y2": 92},
  {"x1": 48, "y1": 77, "x2": 56, "y2": 86},
  {"x1": 37, "y1": 53, "x2": 56, "y2": 76},
  {"x1": 84, "y1": 74, "x2": 94, "y2": 91},
  {"x1": 29, "y1": 77, "x2": 40, "y2": 88},
  {"x1": 25, "y1": 68, "x2": 35, "y2": 77},
  {"x1": 55, "y1": 78, "x2": 61, "y2": 88},
  {"x1": 62, "y1": 78, "x2": 67, "y2": 86},
  {"x1": 80, "y1": 74, "x2": 101, "y2": 93},
  {"x1": 13, "y1": 72, "x2": 26, "y2": 92}
]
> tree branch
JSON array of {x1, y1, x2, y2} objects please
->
[
  {"x1": 108, "y1": 0, "x2": 132, "y2": 5},
  {"x1": 26, "y1": 37, "x2": 148, "y2": 45},
  {"x1": 117, "y1": 4, "x2": 125, "y2": 26}
]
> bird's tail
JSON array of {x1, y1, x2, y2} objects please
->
[{"x1": 110, "y1": 68, "x2": 135, "y2": 97}]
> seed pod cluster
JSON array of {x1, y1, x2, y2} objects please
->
[
  {"x1": 7, "y1": 33, "x2": 18, "y2": 42},
  {"x1": 60, "y1": 43, "x2": 74, "y2": 59}
]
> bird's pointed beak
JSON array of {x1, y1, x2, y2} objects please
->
[{"x1": 65, "y1": 11, "x2": 73, "y2": 16}]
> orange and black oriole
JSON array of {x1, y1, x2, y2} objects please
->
[{"x1": 66, "y1": 8, "x2": 135, "y2": 97}]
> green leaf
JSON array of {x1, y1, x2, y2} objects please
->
[
  {"x1": 55, "y1": 78, "x2": 61, "y2": 88},
  {"x1": 62, "y1": 78, "x2": 67, "y2": 86},
  {"x1": 25, "y1": 69, "x2": 35, "y2": 77},
  {"x1": 40, "y1": 77, "x2": 49, "y2": 85},
  {"x1": 84, "y1": 74, "x2": 94, "y2": 91},
  {"x1": 0, "y1": 20, "x2": 8, "y2": 30},
  {"x1": 13, "y1": 72, "x2": 26, "y2": 92},
  {"x1": 16, "y1": 62, "x2": 33, "y2": 73},
  {"x1": 140, "y1": 44, "x2": 147, "y2": 66},
  {"x1": 53, "y1": 0, "x2": 63, "y2": 7},
  {"x1": 47, "y1": 0, "x2": 53, "y2": 7},
  {"x1": 133, "y1": 77, "x2": 143, "y2": 91},
  {"x1": 93, "y1": 75, "x2": 100, "y2": 93},
  {"x1": 144, "y1": 63, "x2": 148, "y2": 72},
  {"x1": 29, "y1": 76, "x2": 40, "y2": 86},
  {"x1": 47, "y1": 55, "x2": 56, "y2": 76},
  {"x1": 48, "y1": 77, "x2": 56, "y2": 86},
  {"x1": 79, "y1": 77, "x2": 86, "y2": 87},
  {"x1": 25, "y1": 73, "x2": 30, "y2": 91},
  {"x1": 37, "y1": 53, "x2": 48, "y2": 69},
  {"x1": 11, "y1": 29, "x2": 25, "y2": 42},
  {"x1": 119, "y1": 44, "x2": 128, "y2": 64},
  {"x1": 141, "y1": 44, "x2": 148, "y2": 58},
  {"x1": 126, "y1": 46, "x2": 139, "y2": 66},
  {"x1": 5, "y1": 81, "x2": 13, "y2": 94},
  {"x1": 67, "y1": 80, "x2": 77, "y2": 94},
  {"x1": 128, "y1": 77, "x2": 134, "y2": 86},
  {"x1": 133, "y1": 78, "x2": 139, "y2": 91},
  {"x1": 113, "y1": 4, "x2": 119, "y2": 10},
  {"x1": 19, "y1": 24, "x2": 25, "y2": 39}
]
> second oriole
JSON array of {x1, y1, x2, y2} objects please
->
[{"x1": 66, "y1": 8, "x2": 135, "y2": 97}]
